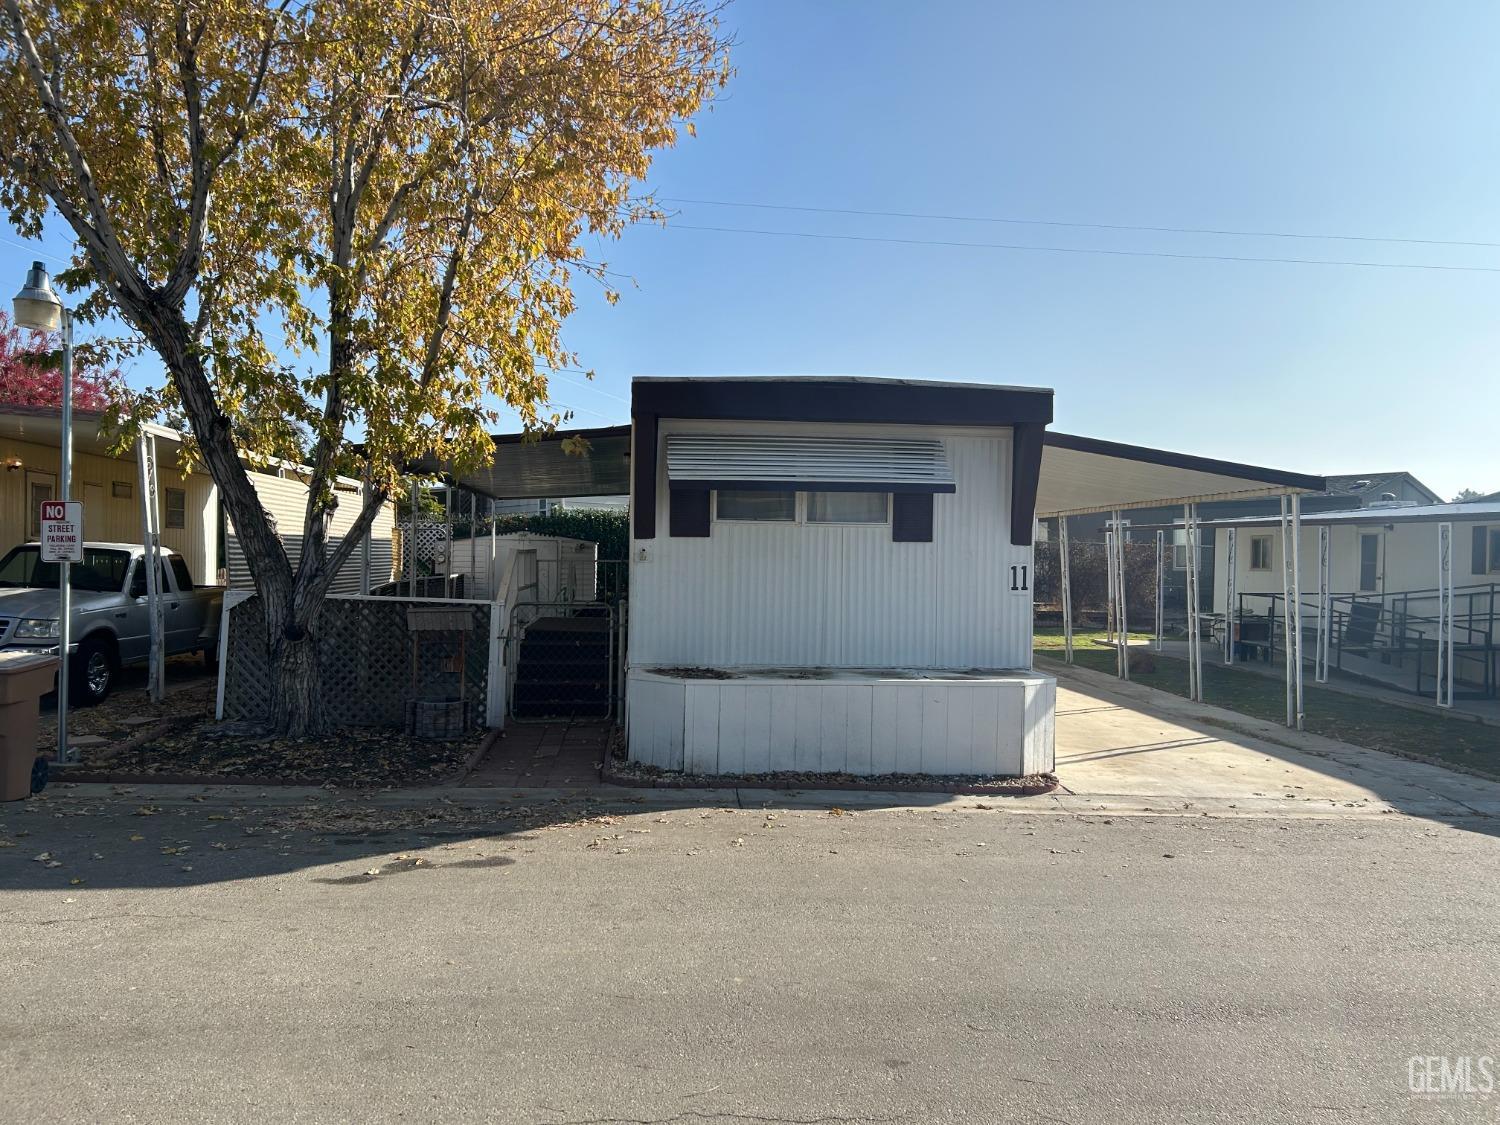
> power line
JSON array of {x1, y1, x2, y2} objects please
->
[
  {"x1": 544, "y1": 367, "x2": 631, "y2": 406},
  {"x1": 667, "y1": 223, "x2": 1500, "y2": 274},
  {"x1": 663, "y1": 197, "x2": 1500, "y2": 251},
  {"x1": 0, "y1": 236, "x2": 70, "y2": 264}
]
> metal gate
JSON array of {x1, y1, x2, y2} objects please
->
[{"x1": 507, "y1": 601, "x2": 621, "y2": 722}]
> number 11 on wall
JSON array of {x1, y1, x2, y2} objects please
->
[{"x1": 1009, "y1": 563, "x2": 1029, "y2": 593}]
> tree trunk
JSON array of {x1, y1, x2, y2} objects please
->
[{"x1": 268, "y1": 617, "x2": 324, "y2": 738}]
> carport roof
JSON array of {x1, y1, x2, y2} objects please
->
[
  {"x1": 1036, "y1": 432, "x2": 1326, "y2": 518},
  {"x1": 408, "y1": 424, "x2": 632, "y2": 501},
  {"x1": 426, "y1": 421, "x2": 1324, "y2": 516},
  {"x1": 0, "y1": 406, "x2": 185, "y2": 458}
]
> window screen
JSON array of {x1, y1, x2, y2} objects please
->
[
  {"x1": 806, "y1": 492, "x2": 887, "y2": 524},
  {"x1": 716, "y1": 490, "x2": 795, "y2": 521},
  {"x1": 1250, "y1": 536, "x2": 1273, "y2": 571},
  {"x1": 165, "y1": 487, "x2": 187, "y2": 530}
]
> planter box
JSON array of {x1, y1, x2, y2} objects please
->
[{"x1": 627, "y1": 666, "x2": 1055, "y2": 778}]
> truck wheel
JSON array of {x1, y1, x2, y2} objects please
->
[
  {"x1": 202, "y1": 644, "x2": 220, "y2": 672},
  {"x1": 71, "y1": 637, "x2": 116, "y2": 706}
]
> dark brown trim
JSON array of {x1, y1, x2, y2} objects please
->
[
  {"x1": 669, "y1": 478, "x2": 955, "y2": 494},
  {"x1": 633, "y1": 413, "x2": 659, "y2": 539},
  {"x1": 1010, "y1": 421, "x2": 1045, "y2": 547},
  {"x1": 633, "y1": 376, "x2": 1053, "y2": 429},
  {"x1": 632, "y1": 377, "x2": 1055, "y2": 542},
  {"x1": 892, "y1": 492, "x2": 934, "y2": 542},
  {"x1": 1045, "y1": 431, "x2": 1326, "y2": 493},
  {"x1": 669, "y1": 488, "x2": 710, "y2": 537}
]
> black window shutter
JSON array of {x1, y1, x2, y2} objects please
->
[
  {"x1": 1475, "y1": 526, "x2": 1491, "y2": 575},
  {"x1": 669, "y1": 489, "x2": 710, "y2": 537},
  {"x1": 892, "y1": 492, "x2": 934, "y2": 542}
]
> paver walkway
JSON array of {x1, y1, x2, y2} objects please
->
[{"x1": 463, "y1": 721, "x2": 608, "y2": 788}]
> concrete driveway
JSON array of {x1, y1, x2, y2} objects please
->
[{"x1": 1051, "y1": 662, "x2": 1500, "y2": 820}]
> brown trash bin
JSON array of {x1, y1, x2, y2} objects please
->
[{"x1": 0, "y1": 651, "x2": 58, "y2": 801}]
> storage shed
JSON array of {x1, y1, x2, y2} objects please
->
[{"x1": 625, "y1": 377, "x2": 1057, "y2": 778}]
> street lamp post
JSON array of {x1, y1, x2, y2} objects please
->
[{"x1": 13, "y1": 262, "x2": 73, "y2": 764}]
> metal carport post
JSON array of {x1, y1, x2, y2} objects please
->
[{"x1": 1058, "y1": 516, "x2": 1073, "y2": 664}]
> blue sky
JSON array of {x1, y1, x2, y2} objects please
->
[{"x1": 5, "y1": 0, "x2": 1498, "y2": 497}]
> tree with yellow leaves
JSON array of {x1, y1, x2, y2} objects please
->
[{"x1": 0, "y1": 0, "x2": 728, "y2": 734}]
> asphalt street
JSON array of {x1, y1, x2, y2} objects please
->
[{"x1": 3, "y1": 788, "x2": 1499, "y2": 1124}]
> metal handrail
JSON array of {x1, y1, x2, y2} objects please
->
[{"x1": 1234, "y1": 588, "x2": 1496, "y2": 699}]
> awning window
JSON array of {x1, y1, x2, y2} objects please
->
[{"x1": 665, "y1": 435, "x2": 956, "y2": 493}]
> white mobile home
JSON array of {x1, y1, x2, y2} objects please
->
[
  {"x1": 403, "y1": 376, "x2": 1327, "y2": 762},
  {"x1": 624, "y1": 377, "x2": 1058, "y2": 778}
]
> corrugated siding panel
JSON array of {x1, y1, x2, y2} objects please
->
[
  {"x1": 226, "y1": 473, "x2": 395, "y2": 593},
  {"x1": 631, "y1": 424, "x2": 1033, "y2": 669},
  {"x1": 666, "y1": 434, "x2": 954, "y2": 488}
]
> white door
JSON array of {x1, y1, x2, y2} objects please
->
[{"x1": 23, "y1": 470, "x2": 55, "y2": 540}]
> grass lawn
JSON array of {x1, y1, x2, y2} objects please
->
[
  {"x1": 1034, "y1": 629, "x2": 1500, "y2": 780},
  {"x1": 1034, "y1": 627, "x2": 1155, "y2": 652}
]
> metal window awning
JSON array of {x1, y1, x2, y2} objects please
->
[{"x1": 664, "y1": 434, "x2": 957, "y2": 493}]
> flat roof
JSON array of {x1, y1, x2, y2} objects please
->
[
  {"x1": 1202, "y1": 501, "x2": 1500, "y2": 529},
  {"x1": 421, "y1": 380, "x2": 1326, "y2": 529},
  {"x1": 632, "y1": 375, "x2": 1055, "y2": 427}
]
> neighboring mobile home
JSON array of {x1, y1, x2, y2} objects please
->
[
  {"x1": 1211, "y1": 501, "x2": 1500, "y2": 699},
  {"x1": 0, "y1": 407, "x2": 395, "y2": 593},
  {"x1": 1039, "y1": 469, "x2": 1440, "y2": 623}
]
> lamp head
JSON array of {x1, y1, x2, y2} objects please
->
[{"x1": 13, "y1": 261, "x2": 63, "y2": 332}]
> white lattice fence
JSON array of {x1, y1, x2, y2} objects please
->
[
  {"x1": 220, "y1": 593, "x2": 494, "y2": 730},
  {"x1": 395, "y1": 520, "x2": 451, "y2": 578}
]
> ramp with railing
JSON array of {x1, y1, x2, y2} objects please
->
[{"x1": 1235, "y1": 582, "x2": 1498, "y2": 700}]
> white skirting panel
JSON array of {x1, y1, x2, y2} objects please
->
[{"x1": 627, "y1": 668, "x2": 1056, "y2": 777}]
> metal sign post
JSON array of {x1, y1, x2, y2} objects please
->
[{"x1": 39, "y1": 498, "x2": 81, "y2": 763}]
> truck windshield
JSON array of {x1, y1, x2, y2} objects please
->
[{"x1": 0, "y1": 546, "x2": 133, "y2": 592}]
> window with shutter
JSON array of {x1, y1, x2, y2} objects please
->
[
  {"x1": 891, "y1": 493, "x2": 934, "y2": 542},
  {"x1": 669, "y1": 488, "x2": 710, "y2": 537}
]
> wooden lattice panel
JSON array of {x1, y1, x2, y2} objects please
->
[{"x1": 222, "y1": 595, "x2": 490, "y2": 729}]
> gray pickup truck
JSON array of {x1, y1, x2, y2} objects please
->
[{"x1": 0, "y1": 542, "x2": 224, "y2": 704}]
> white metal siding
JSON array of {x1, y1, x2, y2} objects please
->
[
  {"x1": 666, "y1": 434, "x2": 954, "y2": 489},
  {"x1": 226, "y1": 473, "x2": 395, "y2": 593},
  {"x1": 631, "y1": 420, "x2": 1033, "y2": 669},
  {"x1": 627, "y1": 668, "x2": 1055, "y2": 775}
]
